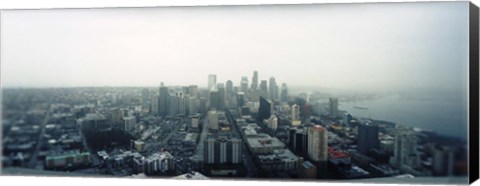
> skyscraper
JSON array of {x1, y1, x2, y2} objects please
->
[
  {"x1": 329, "y1": 98, "x2": 339, "y2": 117},
  {"x1": 280, "y1": 83, "x2": 289, "y2": 102},
  {"x1": 217, "y1": 83, "x2": 226, "y2": 110},
  {"x1": 357, "y1": 122, "x2": 380, "y2": 154},
  {"x1": 226, "y1": 80, "x2": 234, "y2": 107},
  {"x1": 251, "y1": 71, "x2": 258, "y2": 90},
  {"x1": 188, "y1": 96, "x2": 197, "y2": 114},
  {"x1": 209, "y1": 89, "x2": 219, "y2": 110},
  {"x1": 240, "y1": 76, "x2": 249, "y2": 97},
  {"x1": 291, "y1": 104, "x2": 301, "y2": 126},
  {"x1": 158, "y1": 84, "x2": 169, "y2": 116},
  {"x1": 260, "y1": 80, "x2": 268, "y2": 98},
  {"x1": 141, "y1": 88, "x2": 150, "y2": 111},
  {"x1": 177, "y1": 92, "x2": 186, "y2": 116},
  {"x1": 150, "y1": 95, "x2": 159, "y2": 115},
  {"x1": 188, "y1": 85, "x2": 198, "y2": 98},
  {"x1": 258, "y1": 96, "x2": 272, "y2": 122},
  {"x1": 269, "y1": 77, "x2": 278, "y2": 100},
  {"x1": 308, "y1": 125, "x2": 328, "y2": 162},
  {"x1": 236, "y1": 92, "x2": 245, "y2": 108},
  {"x1": 208, "y1": 74, "x2": 217, "y2": 91},
  {"x1": 289, "y1": 127, "x2": 309, "y2": 158},
  {"x1": 169, "y1": 94, "x2": 178, "y2": 116}
]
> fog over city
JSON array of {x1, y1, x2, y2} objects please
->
[
  {"x1": 0, "y1": 2, "x2": 472, "y2": 182},
  {"x1": 1, "y1": 2, "x2": 468, "y2": 94}
]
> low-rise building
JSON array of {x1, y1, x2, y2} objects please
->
[
  {"x1": 45, "y1": 150, "x2": 91, "y2": 170},
  {"x1": 257, "y1": 149, "x2": 299, "y2": 174},
  {"x1": 247, "y1": 136, "x2": 286, "y2": 154}
]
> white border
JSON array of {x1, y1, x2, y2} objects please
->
[{"x1": 0, "y1": 1, "x2": 478, "y2": 186}]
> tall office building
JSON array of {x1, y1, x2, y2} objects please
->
[
  {"x1": 236, "y1": 92, "x2": 245, "y2": 108},
  {"x1": 217, "y1": 83, "x2": 226, "y2": 110},
  {"x1": 308, "y1": 125, "x2": 328, "y2": 162},
  {"x1": 181, "y1": 86, "x2": 189, "y2": 96},
  {"x1": 199, "y1": 97, "x2": 207, "y2": 114},
  {"x1": 251, "y1": 71, "x2": 258, "y2": 90},
  {"x1": 240, "y1": 76, "x2": 249, "y2": 97},
  {"x1": 169, "y1": 95, "x2": 178, "y2": 116},
  {"x1": 188, "y1": 85, "x2": 198, "y2": 98},
  {"x1": 141, "y1": 88, "x2": 150, "y2": 111},
  {"x1": 289, "y1": 127, "x2": 309, "y2": 158},
  {"x1": 258, "y1": 96, "x2": 272, "y2": 122},
  {"x1": 158, "y1": 84, "x2": 169, "y2": 116},
  {"x1": 177, "y1": 92, "x2": 186, "y2": 116},
  {"x1": 226, "y1": 80, "x2": 234, "y2": 107},
  {"x1": 208, "y1": 74, "x2": 217, "y2": 91},
  {"x1": 208, "y1": 110, "x2": 219, "y2": 130},
  {"x1": 188, "y1": 96, "x2": 197, "y2": 114},
  {"x1": 291, "y1": 104, "x2": 301, "y2": 126},
  {"x1": 280, "y1": 83, "x2": 289, "y2": 102},
  {"x1": 150, "y1": 95, "x2": 159, "y2": 115},
  {"x1": 269, "y1": 77, "x2": 278, "y2": 100},
  {"x1": 249, "y1": 89, "x2": 261, "y2": 102},
  {"x1": 357, "y1": 122, "x2": 380, "y2": 154},
  {"x1": 329, "y1": 98, "x2": 339, "y2": 117},
  {"x1": 260, "y1": 80, "x2": 268, "y2": 98},
  {"x1": 209, "y1": 89, "x2": 219, "y2": 110}
]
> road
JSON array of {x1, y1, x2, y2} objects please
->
[
  {"x1": 193, "y1": 115, "x2": 210, "y2": 162},
  {"x1": 226, "y1": 109, "x2": 258, "y2": 177},
  {"x1": 145, "y1": 117, "x2": 183, "y2": 154},
  {"x1": 28, "y1": 107, "x2": 51, "y2": 169}
]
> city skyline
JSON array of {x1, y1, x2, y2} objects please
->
[{"x1": 1, "y1": 2, "x2": 469, "y2": 94}]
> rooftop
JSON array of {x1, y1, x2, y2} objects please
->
[{"x1": 247, "y1": 137, "x2": 285, "y2": 149}]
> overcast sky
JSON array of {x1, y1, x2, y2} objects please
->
[{"x1": 0, "y1": 2, "x2": 469, "y2": 93}]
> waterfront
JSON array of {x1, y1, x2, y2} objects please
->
[{"x1": 338, "y1": 92, "x2": 468, "y2": 140}]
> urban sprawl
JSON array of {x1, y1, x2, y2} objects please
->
[{"x1": 2, "y1": 71, "x2": 468, "y2": 180}]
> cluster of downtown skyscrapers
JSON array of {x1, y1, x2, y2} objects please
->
[{"x1": 153, "y1": 71, "x2": 288, "y2": 117}]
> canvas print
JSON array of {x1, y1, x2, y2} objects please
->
[{"x1": 0, "y1": 1, "x2": 477, "y2": 185}]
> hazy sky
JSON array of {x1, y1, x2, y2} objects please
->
[{"x1": 1, "y1": 2, "x2": 469, "y2": 93}]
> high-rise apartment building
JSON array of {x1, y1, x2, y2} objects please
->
[
  {"x1": 204, "y1": 137, "x2": 242, "y2": 165},
  {"x1": 308, "y1": 125, "x2": 328, "y2": 162},
  {"x1": 292, "y1": 104, "x2": 301, "y2": 126}
]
